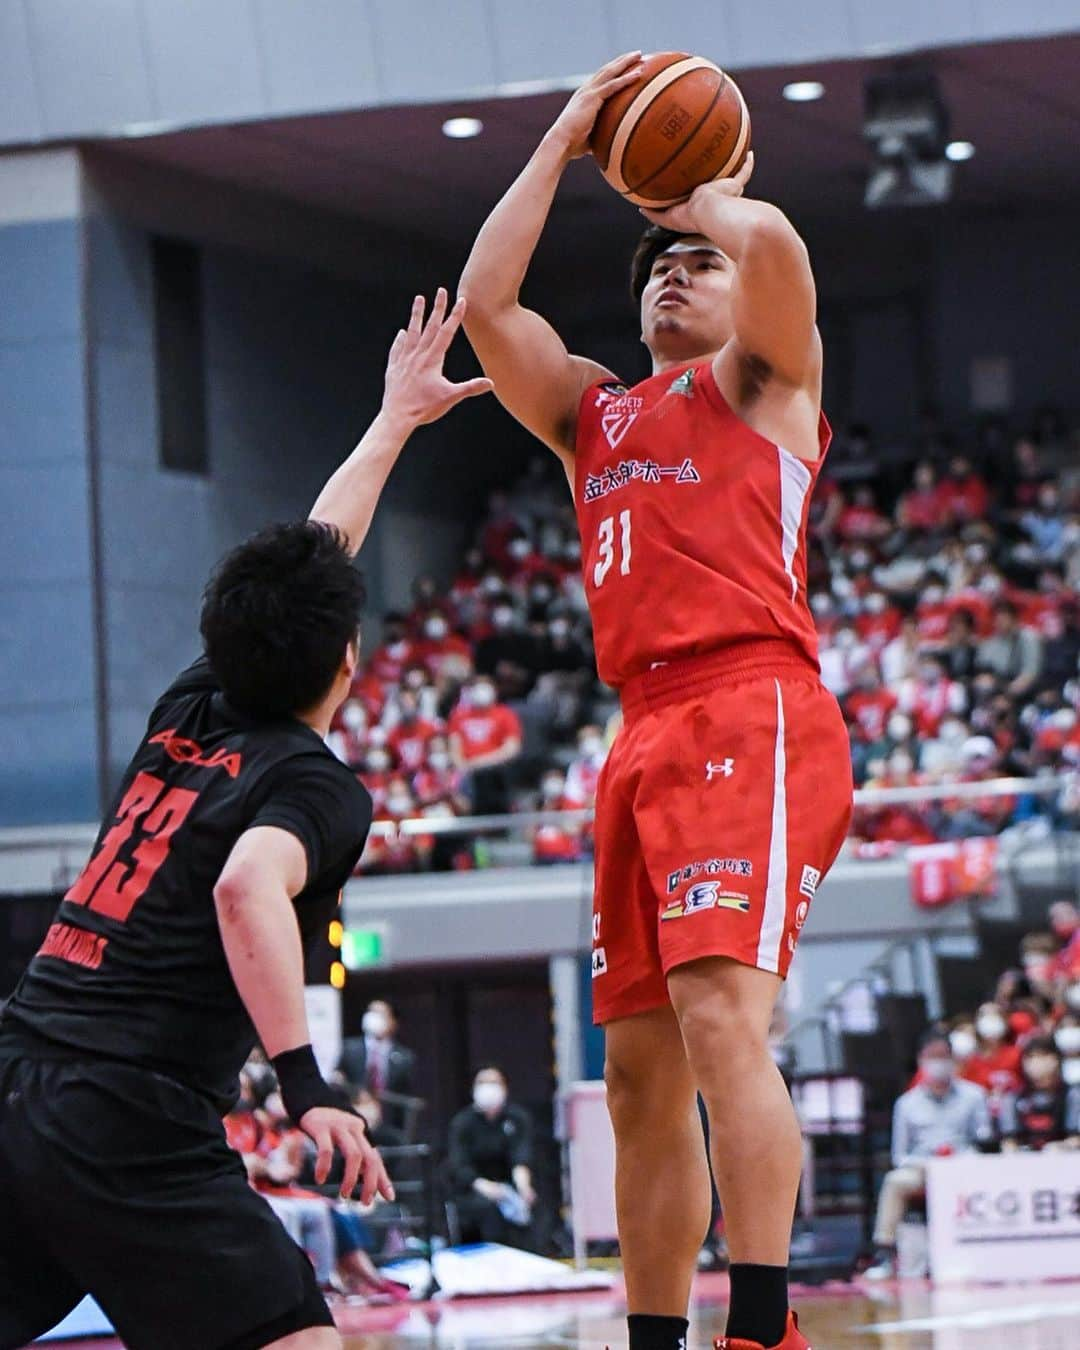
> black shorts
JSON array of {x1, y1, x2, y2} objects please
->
[{"x1": 0, "y1": 1054, "x2": 334, "y2": 1350}]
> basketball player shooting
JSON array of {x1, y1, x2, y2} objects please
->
[
  {"x1": 460, "y1": 52, "x2": 853, "y2": 1350},
  {"x1": 0, "y1": 294, "x2": 489, "y2": 1350}
]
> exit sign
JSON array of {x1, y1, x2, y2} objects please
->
[{"x1": 341, "y1": 927, "x2": 386, "y2": 969}]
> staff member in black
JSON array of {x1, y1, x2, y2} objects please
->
[
  {"x1": 447, "y1": 1066, "x2": 537, "y2": 1248},
  {"x1": 0, "y1": 291, "x2": 491, "y2": 1350}
]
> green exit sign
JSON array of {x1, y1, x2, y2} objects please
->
[{"x1": 341, "y1": 927, "x2": 385, "y2": 969}]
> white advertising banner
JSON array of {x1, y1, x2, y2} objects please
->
[
  {"x1": 562, "y1": 1081, "x2": 617, "y2": 1264},
  {"x1": 926, "y1": 1151, "x2": 1080, "y2": 1283}
]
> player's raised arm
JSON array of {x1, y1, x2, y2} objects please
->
[
  {"x1": 309, "y1": 289, "x2": 492, "y2": 556},
  {"x1": 641, "y1": 152, "x2": 820, "y2": 393},
  {"x1": 458, "y1": 54, "x2": 644, "y2": 466}
]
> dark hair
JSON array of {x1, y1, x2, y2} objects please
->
[
  {"x1": 1021, "y1": 1034, "x2": 1059, "y2": 1060},
  {"x1": 630, "y1": 224, "x2": 687, "y2": 303},
  {"x1": 918, "y1": 1028, "x2": 951, "y2": 1055},
  {"x1": 200, "y1": 521, "x2": 365, "y2": 720}
]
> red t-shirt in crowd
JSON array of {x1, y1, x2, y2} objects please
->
[
  {"x1": 963, "y1": 1043, "x2": 1023, "y2": 1096},
  {"x1": 449, "y1": 704, "x2": 522, "y2": 762},
  {"x1": 938, "y1": 475, "x2": 990, "y2": 524},
  {"x1": 368, "y1": 640, "x2": 417, "y2": 686},
  {"x1": 388, "y1": 718, "x2": 441, "y2": 772},
  {"x1": 856, "y1": 609, "x2": 902, "y2": 654},
  {"x1": 899, "y1": 485, "x2": 948, "y2": 531},
  {"x1": 415, "y1": 633, "x2": 474, "y2": 678},
  {"x1": 846, "y1": 688, "x2": 899, "y2": 742}
]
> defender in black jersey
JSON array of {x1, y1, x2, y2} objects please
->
[{"x1": 0, "y1": 291, "x2": 491, "y2": 1350}]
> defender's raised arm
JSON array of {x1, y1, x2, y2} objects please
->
[{"x1": 458, "y1": 54, "x2": 644, "y2": 467}]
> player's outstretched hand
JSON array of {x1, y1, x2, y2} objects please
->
[
  {"x1": 300, "y1": 1104, "x2": 396, "y2": 1204},
  {"x1": 639, "y1": 150, "x2": 756, "y2": 232},
  {"x1": 547, "y1": 51, "x2": 645, "y2": 160},
  {"x1": 381, "y1": 288, "x2": 493, "y2": 430}
]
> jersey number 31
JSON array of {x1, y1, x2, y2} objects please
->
[{"x1": 594, "y1": 509, "x2": 632, "y2": 588}]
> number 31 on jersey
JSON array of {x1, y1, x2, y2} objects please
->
[{"x1": 594, "y1": 509, "x2": 632, "y2": 587}]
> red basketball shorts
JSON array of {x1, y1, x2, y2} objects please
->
[{"x1": 590, "y1": 644, "x2": 853, "y2": 1025}]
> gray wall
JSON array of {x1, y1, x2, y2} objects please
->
[
  {"x1": 2, "y1": 0, "x2": 1076, "y2": 147},
  {"x1": 0, "y1": 152, "x2": 99, "y2": 822}
]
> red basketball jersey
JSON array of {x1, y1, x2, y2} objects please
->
[{"x1": 574, "y1": 361, "x2": 830, "y2": 688}]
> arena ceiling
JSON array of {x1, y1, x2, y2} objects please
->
[{"x1": 95, "y1": 33, "x2": 1080, "y2": 257}]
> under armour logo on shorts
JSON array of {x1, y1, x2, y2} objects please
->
[{"x1": 705, "y1": 758, "x2": 735, "y2": 780}]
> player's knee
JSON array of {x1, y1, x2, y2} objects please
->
[
  {"x1": 678, "y1": 998, "x2": 768, "y2": 1083},
  {"x1": 604, "y1": 1049, "x2": 649, "y2": 1129},
  {"x1": 260, "y1": 1327, "x2": 342, "y2": 1349}
]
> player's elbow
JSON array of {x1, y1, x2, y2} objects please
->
[{"x1": 213, "y1": 864, "x2": 261, "y2": 920}]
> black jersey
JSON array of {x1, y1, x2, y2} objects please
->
[{"x1": 0, "y1": 658, "x2": 372, "y2": 1113}]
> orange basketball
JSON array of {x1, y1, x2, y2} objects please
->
[{"x1": 590, "y1": 52, "x2": 751, "y2": 209}]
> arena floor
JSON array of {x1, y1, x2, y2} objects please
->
[{"x1": 46, "y1": 1273, "x2": 1080, "y2": 1348}]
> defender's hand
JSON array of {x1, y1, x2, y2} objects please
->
[
  {"x1": 381, "y1": 289, "x2": 493, "y2": 431},
  {"x1": 300, "y1": 1105, "x2": 395, "y2": 1203},
  {"x1": 639, "y1": 151, "x2": 755, "y2": 231},
  {"x1": 547, "y1": 51, "x2": 645, "y2": 161}
]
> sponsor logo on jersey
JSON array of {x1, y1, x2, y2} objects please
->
[
  {"x1": 149, "y1": 728, "x2": 243, "y2": 778},
  {"x1": 799, "y1": 864, "x2": 821, "y2": 899},
  {"x1": 662, "y1": 886, "x2": 751, "y2": 920},
  {"x1": 667, "y1": 368, "x2": 695, "y2": 398},
  {"x1": 38, "y1": 920, "x2": 108, "y2": 970},
  {"x1": 591, "y1": 946, "x2": 608, "y2": 978},
  {"x1": 592, "y1": 912, "x2": 601, "y2": 943},
  {"x1": 600, "y1": 397, "x2": 644, "y2": 449},
  {"x1": 583, "y1": 455, "x2": 701, "y2": 503},
  {"x1": 795, "y1": 899, "x2": 810, "y2": 929},
  {"x1": 705, "y1": 757, "x2": 735, "y2": 780},
  {"x1": 594, "y1": 382, "x2": 628, "y2": 408},
  {"x1": 667, "y1": 857, "x2": 753, "y2": 894}
]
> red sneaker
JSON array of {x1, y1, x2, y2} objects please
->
[{"x1": 714, "y1": 1310, "x2": 810, "y2": 1350}]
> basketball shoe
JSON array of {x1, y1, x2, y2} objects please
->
[{"x1": 714, "y1": 1310, "x2": 810, "y2": 1349}]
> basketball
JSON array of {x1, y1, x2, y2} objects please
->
[{"x1": 590, "y1": 52, "x2": 751, "y2": 208}]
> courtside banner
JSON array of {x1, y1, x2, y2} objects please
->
[{"x1": 927, "y1": 1152, "x2": 1080, "y2": 1282}]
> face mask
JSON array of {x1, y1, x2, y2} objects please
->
[
  {"x1": 530, "y1": 584, "x2": 553, "y2": 604},
  {"x1": 362, "y1": 1010, "x2": 390, "y2": 1039},
  {"x1": 850, "y1": 550, "x2": 871, "y2": 570},
  {"x1": 481, "y1": 576, "x2": 504, "y2": 596},
  {"x1": 471, "y1": 685, "x2": 496, "y2": 708},
  {"x1": 1065, "y1": 985, "x2": 1080, "y2": 1012},
  {"x1": 429, "y1": 751, "x2": 450, "y2": 771},
  {"x1": 980, "y1": 574, "x2": 1003, "y2": 595},
  {"x1": 508, "y1": 540, "x2": 530, "y2": 561},
  {"x1": 1054, "y1": 1027, "x2": 1080, "y2": 1055},
  {"x1": 580, "y1": 736, "x2": 603, "y2": 758},
  {"x1": 810, "y1": 594, "x2": 833, "y2": 617},
  {"x1": 977, "y1": 1014, "x2": 1006, "y2": 1041},
  {"x1": 387, "y1": 639, "x2": 408, "y2": 658},
  {"x1": 919, "y1": 663, "x2": 941, "y2": 683},
  {"x1": 889, "y1": 754, "x2": 914, "y2": 777},
  {"x1": 424, "y1": 618, "x2": 448, "y2": 640},
  {"x1": 1063, "y1": 1058, "x2": 1080, "y2": 1087},
  {"x1": 888, "y1": 715, "x2": 912, "y2": 741},
  {"x1": 549, "y1": 620, "x2": 570, "y2": 639},
  {"x1": 342, "y1": 705, "x2": 366, "y2": 731},
  {"x1": 473, "y1": 1082, "x2": 507, "y2": 1113},
  {"x1": 387, "y1": 795, "x2": 413, "y2": 815},
  {"x1": 836, "y1": 629, "x2": 857, "y2": 650},
  {"x1": 950, "y1": 1030, "x2": 977, "y2": 1060},
  {"x1": 564, "y1": 542, "x2": 581, "y2": 563},
  {"x1": 491, "y1": 608, "x2": 514, "y2": 630},
  {"x1": 940, "y1": 721, "x2": 967, "y2": 746},
  {"x1": 541, "y1": 778, "x2": 564, "y2": 801},
  {"x1": 1023, "y1": 1056, "x2": 1058, "y2": 1081},
  {"x1": 865, "y1": 593, "x2": 887, "y2": 615},
  {"x1": 367, "y1": 752, "x2": 390, "y2": 773},
  {"x1": 922, "y1": 1058, "x2": 954, "y2": 1085},
  {"x1": 923, "y1": 586, "x2": 945, "y2": 605}
]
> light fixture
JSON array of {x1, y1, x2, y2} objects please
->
[
  {"x1": 442, "y1": 116, "x2": 483, "y2": 139},
  {"x1": 945, "y1": 140, "x2": 975, "y2": 162},
  {"x1": 783, "y1": 81, "x2": 825, "y2": 102}
]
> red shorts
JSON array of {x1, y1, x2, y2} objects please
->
[{"x1": 590, "y1": 643, "x2": 853, "y2": 1025}]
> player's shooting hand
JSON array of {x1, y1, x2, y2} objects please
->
[
  {"x1": 639, "y1": 151, "x2": 755, "y2": 231},
  {"x1": 300, "y1": 1105, "x2": 396, "y2": 1204},
  {"x1": 547, "y1": 51, "x2": 645, "y2": 160},
  {"x1": 381, "y1": 289, "x2": 494, "y2": 430}
]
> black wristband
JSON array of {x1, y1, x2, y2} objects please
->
[{"x1": 271, "y1": 1044, "x2": 362, "y2": 1127}]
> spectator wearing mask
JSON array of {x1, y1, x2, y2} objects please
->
[
  {"x1": 447, "y1": 1068, "x2": 536, "y2": 1248},
  {"x1": 898, "y1": 656, "x2": 967, "y2": 737},
  {"x1": 915, "y1": 579, "x2": 953, "y2": 647},
  {"x1": 881, "y1": 613, "x2": 924, "y2": 689},
  {"x1": 415, "y1": 612, "x2": 474, "y2": 682},
  {"x1": 918, "y1": 715, "x2": 971, "y2": 779},
  {"x1": 855, "y1": 592, "x2": 901, "y2": 656},
  {"x1": 328, "y1": 698, "x2": 368, "y2": 769},
  {"x1": 1049, "y1": 904, "x2": 1080, "y2": 984},
  {"x1": 360, "y1": 734, "x2": 393, "y2": 814},
  {"x1": 532, "y1": 770, "x2": 584, "y2": 865},
  {"x1": 845, "y1": 664, "x2": 899, "y2": 745},
  {"x1": 864, "y1": 1033, "x2": 992, "y2": 1279},
  {"x1": 368, "y1": 612, "x2": 417, "y2": 685},
  {"x1": 475, "y1": 598, "x2": 542, "y2": 700},
  {"x1": 1000, "y1": 1037, "x2": 1079, "y2": 1151},
  {"x1": 855, "y1": 749, "x2": 936, "y2": 845},
  {"x1": 1019, "y1": 933, "x2": 1061, "y2": 1002},
  {"x1": 564, "y1": 725, "x2": 608, "y2": 810},
  {"x1": 338, "y1": 1000, "x2": 417, "y2": 1118},
  {"x1": 820, "y1": 624, "x2": 873, "y2": 699},
  {"x1": 979, "y1": 601, "x2": 1043, "y2": 698},
  {"x1": 1019, "y1": 483, "x2": 1067, "y2": 564},
  {"x1": 448, "y1": 678, "x2": 523, "y2": 815},
  {"x1": 481, "y1": 490, "x2": 524, "y2": 569},
  {"x1": 411, "y1": 735, "x2": 468, "y2": 813},
  {"x1": 387, "y1": 690, "x2": 441, "y2": 773},
  {"x1": 837, "y1": 484, "x2": 892, "y2": 544},
  {"x1": 965, "y1": 1003, "x2": 1024, "y2": 1099}
]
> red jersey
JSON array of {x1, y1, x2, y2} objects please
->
[
  {"x1": 448, "y1": 703, "x2": 522, "y2": 762},
  {"x1": 574, "y1": 364, "x2": 829, "y2": 687},
  {"x1": 387, "y1": 717, "x2": 441, "y2": 771}
]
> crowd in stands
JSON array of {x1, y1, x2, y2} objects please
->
[
  {"x1": 864, "y1": 895, "x2": 1080, "y2": 1279},
  {"x1": 325, "y1": 407, "x2": 1079, "y2": 868}
]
